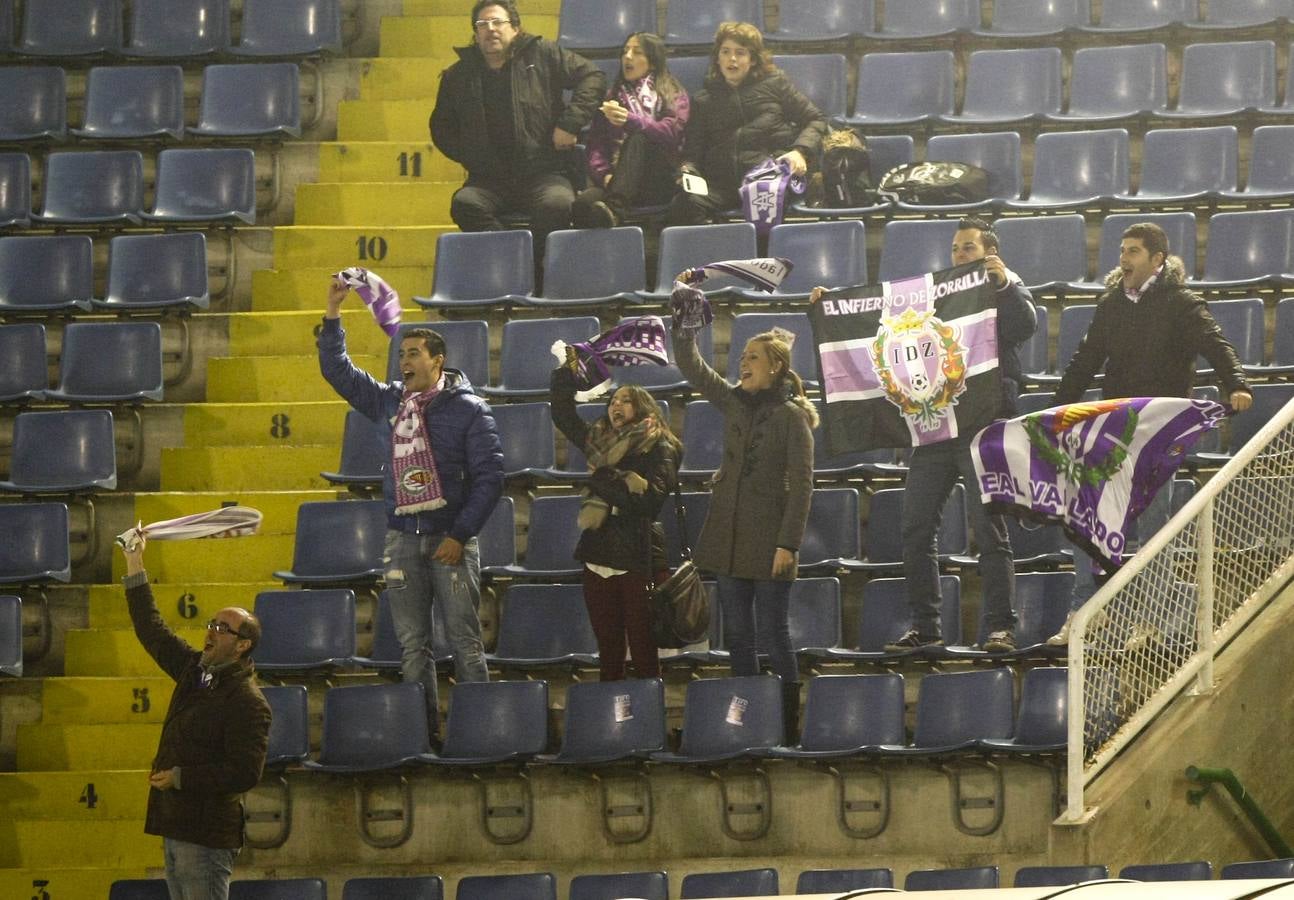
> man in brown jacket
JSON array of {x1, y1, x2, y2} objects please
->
[{"x1": 121, "y1": 536, "x2": 271, "y2": 900}]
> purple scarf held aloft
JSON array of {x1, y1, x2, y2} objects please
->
[
  {"x1": 670, "y1": 258, "x2": 795, "y2": 332},
  {"x1": 740, "y1": 157, "x2": 806, "y2": 236},
  {"x1": 551, "y1": 315, "x2": 671, "y2": 401},
  {"x1": 335, "y1": 266, "x2": 402, "y2": 337}
]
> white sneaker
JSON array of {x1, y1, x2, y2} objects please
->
[{"x1": 1046, "y1": 611, "x2": 1076, "y2": 647}]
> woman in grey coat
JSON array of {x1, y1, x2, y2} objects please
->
[{"x1": 673, "y1": 325, "x2": 816, "y2": 740}]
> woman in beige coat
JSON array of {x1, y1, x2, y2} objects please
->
[{"x1": 673, "y1": 324, "x2": 815, "y2": 739}]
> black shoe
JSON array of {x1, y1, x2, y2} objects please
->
[
  {"x1": 884, "y1": 629, "x2": 943, "y2": 652},
  {"x1": 982, "y1": 630, "x2": 1016, "y2": 653},
  {"x1": 588, "y1": 200, "x2": 619, "y2": 228}
]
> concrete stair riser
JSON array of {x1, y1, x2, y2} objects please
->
[
  {"x1": 40, "y1": 677, "x2": 174, "y2": 725},
  {"x1": 131, "y1": 492, "x2": 328, "y2": 534},
  {"x1": 272, "y1": 226, "x2": 451, "y2": 269},
  {"x1": 0, "y1": 770, "x2": 150, "y2": 819},
  {"x1": 106, "y1": 535, "x2": 296, "y2": 582},
  {"x1": 319, "y1": 140, "x2": 462, "y2": 181},
  {"x1": 63, "y1": 629, "x2": 208, "y2": 678},
  {"x1": 161, "y1": 447, "x2": 342, "y2": 492},
  {"x1": 17, "y1": 723, "x2": 163, "y2": 771},
  {"x1": 379, "y1": 15, "x2": 557, "y2": 59},
  {"x1": 88, "y1": 583, "x2": 285, "y2": 630},
  {"x1": 0, "y1": 868, "x2": 148, "y2": 898},
  {"x1": 296, "y1": 182, "x2": 458, "y2": 227},
  {"x1": 2, "y1": 821, "x2": 162, "y2": 868},
  {"x1": 205, "y1": 354, "x2": 383, "y2": 402},
  {"x1": 251, "y1": 268, "x2": 435, "y2": 312}
]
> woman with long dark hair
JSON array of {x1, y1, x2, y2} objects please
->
[{"x1": 572, "y1": 32, "x2": 690, "y2": 228}]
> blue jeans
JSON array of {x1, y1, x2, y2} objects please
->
[
  {"x1": 902, "y1": 435, "x2": 1017, "y2": 637},
  {"x1": 716, "y1": 575, "x2": 798, "y2": 683},
  {"x1": 163, "y1": 837, "x2": 236, "y2": 900},
  {"x1": 1069, "y1": 478, "x2": 1173, "y2": 611},
  {"x1": 383, "y1": 530, "x2": 489, "y2": 732}
]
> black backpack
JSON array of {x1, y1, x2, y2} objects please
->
[
  {"x1": 820, "y1": 129, "x2": 874, "y2": 208},
  {"x1": 877, "y1": 161, "x2": 991, "y2": 205}
]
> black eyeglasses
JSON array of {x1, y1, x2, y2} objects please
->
[{"x1": 206, "y1": 619, "x2": 247, "y2": 638}]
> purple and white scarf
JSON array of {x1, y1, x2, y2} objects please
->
[
  {"x1": 971, "y1": 397, "x2": 1226, "y2": 572},
  {"x1": 116, "y1": 506, "x2": 263, "y2": 552},
  {"x1": 739, "y1": 158, "x2": 806, "y2": 236},
  {"x1": 335, "y1": 266, "x2": 402, "y2": 337},
  {"x1": 551, "y1": 315, "x2": 670, "y2": 401},
  {"x1": 392, "y1": 388, "x2": 447, "y2": 515},
  {"x1": 670, "y1": 257, "x2": 795, "y2": 332}
]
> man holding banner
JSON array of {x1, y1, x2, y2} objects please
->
[{"x1": 811, "y1": 216, "x2": 1037, "y2": 651}]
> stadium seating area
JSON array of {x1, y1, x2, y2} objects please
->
[{"x1": 2, "y1": 0, "x2": 1294, "y2": 897}]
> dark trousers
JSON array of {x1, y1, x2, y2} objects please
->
[
  {"x1": 450, "y1": 172, "x2": 575, "y2": 284},
  {"x1": 576, "y1": 131, "x2": 676, "y2": 215},
  {"x1": 665, "y1": 179, "x2": 740, "y2": 226},
  {"x1": 582, "y1": 567, "x2": 662, "y2": 680}
]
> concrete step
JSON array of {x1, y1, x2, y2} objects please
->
[
  {"x1": 183, "y1": 401, "x2": 352, "y2": 447},
  {"x1": 161, "y1": 446, "x2": 339, "y2": 492},
  {"x1": 131, "y1": 492, "x2": 325, "y2": 534},
  {"x1": 64, "y1": 628, "x2": 208, "y2": 677},
  {"x1": 401, "y1": 0, "x2": 559, "y2": 14},
  {"x1": 205, "y1": 353, "x2": 383, "y2": 402},
  {"x1": 358, "y1": 61, "x2": 456, "y2": 101},
  {"x1": 319, "y1": 140, "x2": 461, "y2": 182},
  {"x1": 379, "y1": 15, "x2": 556, "y2": 58},
  {"x1": 272, "y1": 225, "x2": 452, "y2": 269},
  {"x1": 0, "y1": 867, "x2": 148, "y2": 898},
  {"x1": 251, "y1": 266, "x2": 434, "y2": 312},
  {"x1": 88, "y1": 582, "x2": 283, "y2": 630},
  {"x1": 104, "y1": 535, "x2": 296, "y2": 583},
  {"x1": 0, "y1": 770, "x2": 150, "y2": 820},
  {"x1": 39, "y1": 677, "x2": 174, "y2": 725},
  {"x1": 227, "y1": 308, "x2": 424, "y2": 357},
  {"x1": 339, "y1": 98, "x2": 434, "y2": 142},
  {"x1": 1, "y1": 820, "x2": 161, "y2": 868},
  {"x1": 296, "y1": 181, "x2": 457, "y2": 226},
  {"x1": 17, "y1": 723, "x2": 163, "y2": 771}
]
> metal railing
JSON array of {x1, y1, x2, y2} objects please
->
[{"x1": 1062, "y1": 398, "x2": 1294, "y2": 823}]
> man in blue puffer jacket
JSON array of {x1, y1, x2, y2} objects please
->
[{"x1": 318, "y1": 278, "x2": 504, "y2": 737}]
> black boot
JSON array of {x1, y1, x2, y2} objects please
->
[{"x1": 781, "y1": 681, "x2": 801, "y2": 747}]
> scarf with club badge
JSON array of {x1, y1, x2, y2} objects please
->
[{"x1": 391, "y1": 384, "x2": 447, "y2": 515}]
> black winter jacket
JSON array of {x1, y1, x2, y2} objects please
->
[
  {"x1": 550, "y1": 368, "x2": 679, "y2": 574},
  {"x1": 429, "y1": 33, "x2": 604, "y2": 182},
  {"x1": 680, "y1": 71, "x2": 828, "y2": 194},
  {"x1": 127, "y1": 577, "x2": 271, "y2": 850},
  {"x1": 1055, "y1": 256, "x2": 1249, "y2": 404},
  {"x1": 992, "y1": 277, "x2": 1038, "y2": 418}
]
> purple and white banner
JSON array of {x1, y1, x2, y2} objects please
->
[
  {"x1": 809, "y1": 261, "x2": 1001, "y2": 452},
  {"x1": 971, "y1": 397, "x2": 1226, "y2": 572}
]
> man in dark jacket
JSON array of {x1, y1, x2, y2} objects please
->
[
  {"x1": 121, "y1": 536, "x2": 270, "y2": 900},
  {"x1": 1048, "y1": 221, "x2": 1253, "y2": 643},
  {"x1": 429, "y1": 0, "x2": 604, "y2": 283},
  {"x1": 318, "y1": 278, "x2": 504, "y2": 735}
]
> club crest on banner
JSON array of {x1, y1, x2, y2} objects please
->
[{"x1": 871, "y1": 306, "x2": 968, "y2": 435}]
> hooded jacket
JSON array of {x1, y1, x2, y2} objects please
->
[
  {"x1": 317, "y1": 317, "x2": 504, "y2": 540},
  {"x1": 1055, "y1": 256, "x2": 1249, "y2": 405},
  {"x1": 430, "y1": 32, "x2": 604, "y2": 182}
]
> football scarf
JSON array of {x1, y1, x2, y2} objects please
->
[
  {"x1": 335, "y1": 266, "x2": 402, "y2": 337},
  {"x1": 550, "y1": 315, "x2": 670, "y2": 401},
  {"x1": 740, "y1": 157, "x2": 805, "y2": 235},
  {"x1": 391, "y1": 388, "x2": 447, "y2": 515}
]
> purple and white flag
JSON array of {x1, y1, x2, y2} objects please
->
[
  {"x1": 671, "y1": 257, "x2": 794, "y2": 332},
  {"x1": 551, "y1": 315, "x2": 670, "y2": 401},
  {"x1": 336, "y1": 266, "x2": 402, "y2": 337},
  {"x1": 739, "y1": 158, "x2": 805, "y2": 236},
  {"x1": 116, "y1": 506, "x2": 264, "y2": 553},
  {"x1": 971, "y1": 397, "x2": 1226, "y2": 572},
  {"x1": 809, "y1": 261, "x2": 1001, "y2": 452}
]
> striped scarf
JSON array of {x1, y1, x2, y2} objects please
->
[{"x1": 391, "y1": 388, "x2": 446, "y2": 516}]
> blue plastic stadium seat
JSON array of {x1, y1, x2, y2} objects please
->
[
  {"x1": 251, "y1": 589, "x2": 358, "y2": 672},
  {"x1": 737, "y1": 220, "x2": 867, "y2": 301},
  {"x1": 1159, "y1": 40, "x2": 1276, "y2": 120},
  {"x1": 679, "y1": 868, "x2": 778, "y2": 898},
  {"x1": 488, "y1": 583, "x2": 599, "y2": 671},
  {"x1": 652, "y1": 675, "x2": 784, "y2": 764},
  {"x1": 980, "y1": 666, "x2": 1069, "y2": 752},
  {"x1": 0, "y1": 67, "x2": 65, "y2": 141},
  {"x1": 109, "y1": 880, "x2": 171, "y2": 900},
  {"x1": 47, "y1": 322, "x2": 164, "y2": 403},
  {"x1": 679, "y1": 400, "x2": 727, "y2": 480},
  {"x1": 664, "y1": 0, "x2": 763, "y2": 48},
  {"x1": 353, "y1": 588, "x2": 453, "y2": 672},
  {"x1": 0, "y1": 502, "x2": 71, "y2": 584},
  {"x1": 814, "y1": 575, "x2": 959, "y2": 661},
  {"x1": 940, "y1": 47, "x2": 1062, "y2": 127},
  {"x1": 35, "y1": 151, "x2": 144, "y2": 225},
  {"x1": 385, "y1": 320, "x2": 489, "y2": 388},
  {"x1": 971, "y1": 0, "x2": 1089, "y2": 38},
  {"x1": 423, "y1": 680, "x2": 549, "y2": 766},
  {"x1": 642, "y1": 222, "x2": 758, "y2": 302},
  {"x1": 877, "y1": 218, "x2": 959, "y2": 282},
  {"x1": 875, "y1": 668, "x2": 1015, "y2": 756},
  {"x1": 539, "y1": 677, "x2": 666, "y2": 764},
  {"x1": 1199, "y1": 298, "x2": 1264, "y2": 374},
  {"x1": 1250, "y1": 297, "x2": 1294, "y2": 376},
  {"x1": 668, "y1": 55, "x2": 710, "y2": 98},
  {"x1": 0, "y1": 0, "x2": 12, "y2": 53},
  {"x1": 1221, "y1": 859, "x2": 1294, "y2": 879},
  {"x1": 342, "y1": 876, "x2": 444, "y2": 900},
  {"x1": 766, "y1": 0, "x2": 874, "y2": 44},
  {"x1": 1184, "y1": 0, "x2": 1294, "y2": 31},
  {"x1": 841, "y1": 50, "x2": 954, "y2": 128},
  {"x1": 1220, "y1": 384, "x2": 1294, "y2": 454},
  {"x1": 73, "y1": 65, "x2": 184, "y2": 140},
  {"x1": 1119, "y1": 861, "x2": 1213, "y2": 881},
  {"x1": 896, "y1": 130, "x2": 1020, "y2": 212},
  {"x1": 123, "y1": 0, "x2": 230, "y2": 57},
  {"x1": 0, "y1": 236, "x2": 93, "y2": 313},
  {"x1": 1005, "y1": 130, "x2": 1130, "y2": 212},
  {"x1": 1046, "y1": 43, "x2": 1168, "y2": 125},
  {"x1": 1079, "y1": 0, "x2": 1197, "y2": 33},
  {"x1": 321, "y1": 409, "x2": 385, "y2": 490},
  {"x1": 260, "y1": 684, "x2": 309, "y2": 767},
  {"x1": 1197, "y1": 208, "x2": 1294, "y2": 292},
  {"x1": 0, "y1": 409, "x2": 117, "y2": 494},
  {"x1": 0, "y1": 323, "x2": 48, "y2": 403},
  {"x1": 1221, "y1": 125, "x2": 1294, "y2": 202},
  {"x1": 798, "y1": 488, "x2": 864, "y2": 570},
  {"x1": 1015, "y1": 865, "x2": 1110, "y2": 887},
  {"x1": 568, "y1": 872, "x2": 667, "y2": 900},
  {"x1": 530, "y1": 227, "x2": 645, "y2": 309},
  {"x1": 0, "y1": 594, "x2": 21, "y2": 676},
  {"x1": 491, "y1": 402, "x2": 556, "y2": 478},
  {"x1": 1118, "y1": 126, "x2": 1239, "y2": 206},
  {"x1": 497, "y1": 494, "x2": 583, "y2": 578},
  {"x1": 849, "y1": 485, "x2": 970, "y2": 572},
  {"x1": 142, "y1": 148, "x2": 256, "y2": 225},
  {"x1": 273, "y1": 499, "x2": 386, "y2": 584},
  {"x1": 17, "y1": 0, "x2": 121, "y2": 56},
  {"x1": 0, "y1": 153, "x2": 30, "y2": 228},
  {"x1": 192, "y1": 63, "x2": 301, "y2": 138},
  {"x1": 477, "y1": 495, "x2": 518, "y2": 576},
  {"x1": 1007, "y1": 518, "x2": 1072, "y2": 570},
  {"x1": 992, "y1": 215, "x2": 1089, "y2": 294},
  {"x1": 866, "y1": 0, "x2": 979, "y2": 39},
  {"x1": 726, "y1": 311, "x2": 820, "y2": 388},
  {"x1": 766, "y1": 673, "x2": 904, "y2": 758},
  {"x1": 303, "y1": 681, "x2": 433, "y2": 772},
  {"x1": 455, "y1": 873, "x2": 556, "y2": 900},
  {"x1": 229, "y1": 879, "x2": 326, "y2": 899},
  {"x1": 906, "y1": 866, "x2": 1000, "y2": 890},
  {"x1": 557, "y1": 0, "x2": 654, "y2": 50},
  {"x1": 415, "y1": 231, "x2": 534, "y2": 311},
  {"x1": 484, "y1": 316, "x2": 600, "y2": 398},
  {"x1": 771, "y1": 54, "x2": 847, "y2": 120},
  {"x1": 97, "y1": 232, "x2": 210, "y2": 312},
  {"x1": 660, "y1": 491, "x2": 708, "y2": 568},
  {"x1": 796, "y1": 868, "x2": 894, "y2": 892},
  {"x1": 1031, "y1": 304, "x2": 1097, "y2": 387},
  {"x1": 230, "y1": 0, "x2": 341, "y2": 56}
]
